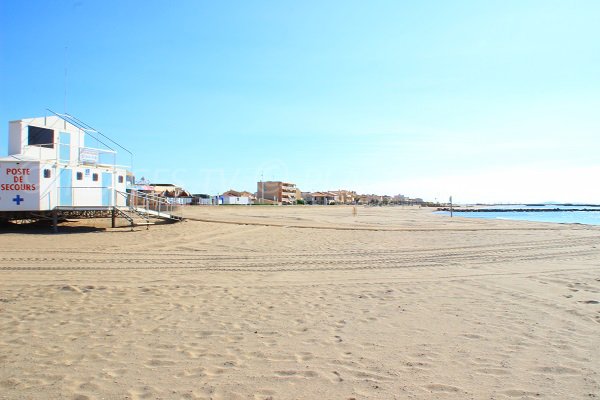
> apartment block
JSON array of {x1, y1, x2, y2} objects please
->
[{"x1": 256, "y1": 181, "x2": 297, "y2": 204}]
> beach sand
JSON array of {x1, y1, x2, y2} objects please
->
[{"x1": 0, "y1": 206, "x2": 599, "y2": 399}]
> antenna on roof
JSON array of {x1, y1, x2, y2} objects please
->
[{"x1": 64, "y1": 46, "x2": 68, "y2": 113}]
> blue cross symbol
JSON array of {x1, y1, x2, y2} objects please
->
[{"x1": 12, "y1": 195, "x2": 24, "y2": 205}]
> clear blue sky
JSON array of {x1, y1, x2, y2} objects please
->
[{"x1": 1, "y1": 0, "x2": 599, "y2": 203}]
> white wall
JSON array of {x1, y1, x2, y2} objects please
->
[
  {"x1": 38, "y1": 162, "x2": 58, "y2": 211},
  {"x1": 222, "y1": 196, "x2": 250, "y2": 205},
  {"x1": 0, "y1": 161, "x2": 128, "y2": 211},
  {"x1": 71, "y1": 167, "x2": 103, "y2": 206},
  {"x1": 2, "y1": 116, "x2": 130, "y2": 211},
  {"x1": 115, "y1": 170, "x2": 127, "y2": 206},
  {"x1": 70, "y1": 167, "x2": 128, "y2": 207},
  {"x1": 8, "y1": 116, "x2": 87, "y2": 164}
]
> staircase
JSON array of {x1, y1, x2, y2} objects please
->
[{"x1": 114, "y1": 190, "x2": 183, "y2": 230}]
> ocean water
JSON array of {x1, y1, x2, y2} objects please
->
[{"x1": 436, "y1": 205, "x2": 600, "y2": 225}]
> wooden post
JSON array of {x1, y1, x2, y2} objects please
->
[{"x1": 111, "y1": 207, "x2": 116, "y2": 228}]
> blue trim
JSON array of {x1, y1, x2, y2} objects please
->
[
  {"x1": 59, "y1": 132, "x2": 70, "y2": 163},
  {"x1": 59, "y1": 169, "x2": 72, "y2": 206},
  {"x1": 102, "y1": 173, "x2": 112, "y2": 206}
]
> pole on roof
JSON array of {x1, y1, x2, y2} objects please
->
[{"x1": 64, "y1": 46, "x2": 68, "y2": 113}]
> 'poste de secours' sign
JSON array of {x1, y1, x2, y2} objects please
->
[
  {"x1": 1, "y1": 167, "x2": 36, "y2": 191},
  {"x1": 0, "y1": 164, "x2": 40, "y2": 211}
]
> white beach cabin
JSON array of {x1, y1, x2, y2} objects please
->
[{"x1": 0, "y1": 114, "x2": 128, "y2": 213}]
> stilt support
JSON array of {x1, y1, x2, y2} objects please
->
[{"x1": 52, "y1": 209, "x2": 58, "y2": 233}]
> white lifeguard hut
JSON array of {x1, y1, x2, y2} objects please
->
[{"x1": 0, "y1": 111, "x2": 181, "y2": 230}]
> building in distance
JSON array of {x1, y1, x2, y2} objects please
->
[
  {"x1": 256, "y1": 181, "x2": 297, "y2": 205},
  {"x1": 220, "y1": 189, "x2": 252, "y2": 205}
]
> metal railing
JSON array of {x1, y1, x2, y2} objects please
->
[
  {"x1": 116, "y1": 190, "x2": 184, "y2": 220},
  {"x1": 20, "y1": 143, "x2": 121, "y2": 168},
  {"x1": 47, "y1": 109, "x2": 134, "y2": 170}
]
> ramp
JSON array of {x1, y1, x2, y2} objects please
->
[
  {"x1": 129, "y1": 206, "x2": 183, "y2": 221},
  {"x1": 114, "y1": 190, "x2": 184, "y2": 229}
]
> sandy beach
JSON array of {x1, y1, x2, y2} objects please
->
[{"x1": 0, "y1": 205, "x2": 599, "y2": 399}]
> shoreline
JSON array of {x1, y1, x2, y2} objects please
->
[{"x1": 437, "y1": 207, "x2": 600, "y2": 212}]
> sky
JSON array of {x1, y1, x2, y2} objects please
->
[{"x1": 1, "y1": 0, "x2": 599, "y2": 203}]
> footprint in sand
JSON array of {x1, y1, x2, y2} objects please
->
[
  {"x1": 332, "y1": 370, "x2": 344, "y2": 382},
  {"x1": 501, "y1": 389, "x2": 541, "y2": 397},
  {"x1": 146, "y1": 358, "x2": 175, "y2": 367},
  {"x1": 535, "y1": 366, "x2": 579, "y2": 375},
  {"x1": 78, "y1": 381, "x2": 100, "y2": 391},
  {"x1": 476, "y1": 367, "x2": 510, "y2": 376},
  {"x1": 175, "y1": 367, "x2": 206, "y2": 378},
  {"x1": 274, "y1": 370, "x2": 318, "y2": 378},
  {"x1": 335, "y1": 319, "x2": 347, "y2": 328},
  {"x1": 425, "y1": 383, "x2": 462, "y2": 393},
  {"x1": 295, "y1": 352, "x2": 314, "y2": 362},
  {"x1": 128, "y1": 386, "x2": 157, "y2": 400},
  {"x1": 205, "y1": 367, "x2": 226, "y2": 376},
  {"x1": 0, "y1": 378, "x2": 21, "y2": 389},
  {"x1": 253, "y1": 389, "x2": 276, "y2": 400},
  {"x1": 462, "y1": 333, "x2": 483, "y2": 339}
]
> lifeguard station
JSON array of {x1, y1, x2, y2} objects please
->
[{"x1": 0, "y1": 111, "x2": 182, "y2": 231}]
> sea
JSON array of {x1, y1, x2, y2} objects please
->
[{"x1": 436, "y1": 204, "x2": 600, "y2": 226}]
